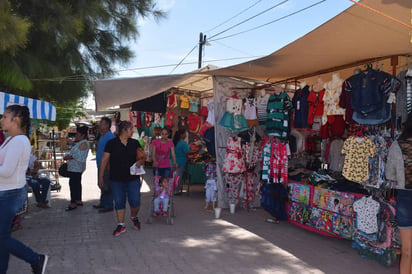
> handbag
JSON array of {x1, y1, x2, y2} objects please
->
[{"x1": 58, "y1": 162, "x2": 70, "y2": 177}]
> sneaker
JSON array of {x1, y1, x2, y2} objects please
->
[
  {"x1": 152, "y1": 212, "x2": 157, "y2": 217},
  {"x1": 31, "y1": 254, "x2": 48, "y2": 274},
  {"x1": 112, "y1": 225, "x2": 126, "y2": 236},
  {"x1": 155, "y1": 211, "x2": 161, "y2": 216},
  {"x1": 130, "y1": 216, "x2": 141, "y2": 230},
  {"x1": 162, "y1": 211, "x2": 168, "y2": 217}
]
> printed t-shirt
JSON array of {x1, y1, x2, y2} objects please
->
[
  {"x1": 188, "y1": 113, "x2": 202, "y2": 133},
  {"x1": 341, "y1": 136, "x2": 376, "y2": 183}
]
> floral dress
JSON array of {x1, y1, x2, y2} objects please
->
[{"x1": 222, "y1": 137, "x2": 245, "y2": 173}]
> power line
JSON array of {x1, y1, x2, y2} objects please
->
[
  {"x1": 169, "y1": 44, "x2": 198, "y2": 74},
  {"x1": 209, "y1": 0, "x2": 326, "y2": 42},
  {"x1": 204, "y1": 0, "x2": 264, "y2": 34},
  {"x1": 208, "y1": 0, "x2": 289, "y2": 40},
  {"x1": 30, "y1": 55, "x2": 264, "y2": 81}
]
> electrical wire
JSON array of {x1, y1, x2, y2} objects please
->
[
  {"x1": 204, "y1": 0, "x2": 264, "y2": 34},
  {"x1": 208, "y1": 0, "x2": 288, "y2": 40},
  {"x1": 168, "y1": 44, "x2": 198, "y2": 74},
  {"x1": 30, "y1": 55, "x2": 264, "y2": 81},
  {"x1": 348, "y1": 0, "x2": 412, "y2": 30},
  {"x1": 209, "y1": 0, "x2": 326, "y2": 42}
]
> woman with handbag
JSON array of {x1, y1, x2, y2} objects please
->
[
  {"x1": 64, "y1": 126, "x2": 90, "y2": 211},
  {"x1": 0, "y1": 104, "x2": 48, "y2": 273},
  {"x1": 99, "y1": 121, "x2": 146, "y2": 236}
]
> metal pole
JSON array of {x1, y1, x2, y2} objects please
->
[{"x1": 198, "y1": 32, "x2": 206, "y2": 69}]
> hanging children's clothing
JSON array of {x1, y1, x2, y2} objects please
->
[
  {"x1": 244, "y1": 96, "x2": 258, "y2": 126},
  {"x1": 206, "y1": 99, "x2": 215, "y2": 126},
  {"x1": 242, "y1": 142, "x2": 260, "y2": 208},
  {"x1": 187, "y1": 113, "x2": 202, "y2": 133},
  {"x1": 178, "y1": 114, "x2": 188, "y2": 130},
  {"x1": 265, "y1": 92, "x2": 293, "y2": 138},
  {"x1": 261, "y1": 139, "x2": 289, "y2": 184},
  {"x1": 328, "y1": 139, "x2": 345, "y2": 172},
  {"x1": 167, "y1": 92, "x2": 178, "y2": 108},
  {"x1": 307, "y1": 89, "x2": 325, "y2": 125},
  {"x1": 224, "y1": 173, "x2": 242, "y2": 205},
  {"x1": 222, "y1": 137, "x2": 246, "y2": 173},
  {"x1": 322, "y1": 74, "x2": 345, "y2": 125},
  {"x1": 292, "y1": 85, "x2": 310, "y2": 128},
  {"x1": 353, "y1": 196, "x2": 380, "y2": 234},
  {"x1": 165, "y1": 111, "x2": 176, "y2": 128},
  {"x1": 179, "y1": 95, "x2": 190, "y2": 109},
  {"x1": 341, "y1": 136, "x2": 376, "y2": 183},
  {"x1": 256, "y1": 90, "x2": 270, "y2": 125},
  {"x1": 189, "y1": 98, "x2": 199, "y2": 113},
  {"x1": 219, "y1": 97, "x2": 248, "y2": 132}
]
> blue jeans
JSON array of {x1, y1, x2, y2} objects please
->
[
  {"x1": 28, "y1": 178, "x2": 50, "y2": 204},
  {"x1": 153, "y1": 168, "x2": 171, "y2": 178},
  {"x1": 68, "y1": 172, "x2": 82, "y2": 203},
  {"x1": 154, "y1": 197, "x2": 169, "y2": 212},
  {"x1": 111, "y1": 178, "x2": 141, "y2": 210},
  {"x1": 99, "y1": 171, "x2": 113, "y2": 209},
  {"x1": 0, "y1": 187, "x2": 39, "y2": 273}
]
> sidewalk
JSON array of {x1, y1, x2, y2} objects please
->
[{"x1": 8, "y1": 154, "x2": 400, "y2": 273}]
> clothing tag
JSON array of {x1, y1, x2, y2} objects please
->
[
  {"x1": 297, "y1": 101, "x2": 300, "y2": 110},
  {"x1": 387, "y1": 93, "x2": 396, "y2": 104},
  {"x1": 355, "y1": 137, "x2": 363, "y2": 143}
]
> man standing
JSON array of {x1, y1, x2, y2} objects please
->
[{"x1": 93, "y1": 117, "x2": 115, "y2": 213}]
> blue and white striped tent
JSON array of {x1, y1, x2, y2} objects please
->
[{"x1": 0, "y1": 91, "x2": 56, "y2": 121}]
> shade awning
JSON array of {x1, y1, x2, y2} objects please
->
[
  {"x1": 94, "y1": 65, "x2": 218, "y2": 111},
  {"x1": 207, "y1": 0, "x2": 412, "y2": 82},
  {"x1": 0, "y1": 91, "x2": 56, "y2": 121}
]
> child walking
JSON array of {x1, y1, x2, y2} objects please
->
[{"x1": 153, "y1": 177, "x2": 170, "y2": 216}]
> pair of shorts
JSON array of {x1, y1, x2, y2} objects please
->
[
  {"x1": 111, "y1": 178, "x2": 141, "y2": 210},
  {"x1": 396, "y1": 189, "x2": 412, "y2": 228}
]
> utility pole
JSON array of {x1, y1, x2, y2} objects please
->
[{"x1": 198, "y1": 32, "x2": 207, "y2": 69}]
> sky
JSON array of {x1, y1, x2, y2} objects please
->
[
  {"x1": 85, "y1": 0, "x2": 355, "y2": 109},
  {"x1": 114, "y1": 0, "x2": 355, "y2": 78}
]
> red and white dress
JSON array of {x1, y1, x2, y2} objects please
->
[{"x1": 222, "y1": 137, "x2": 246, "y2": 173}]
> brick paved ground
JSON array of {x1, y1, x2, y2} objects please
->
[{"x1": 7, "y1": 155, "x2": 400, "y2": 273}]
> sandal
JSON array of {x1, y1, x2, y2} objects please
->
[{"x1": 65, "y1": 205, "x2": 77, "y2": 211}]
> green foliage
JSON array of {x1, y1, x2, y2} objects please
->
[{"x1": 0, "y1": 0, "x2": 166, "y2": 125}]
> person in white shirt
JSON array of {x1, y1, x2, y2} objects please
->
[{"x1": 0, "y1": 104, "x2": 48, "y2": 273}]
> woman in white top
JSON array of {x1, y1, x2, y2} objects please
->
[{"x1": 0, "y1": 104, "x2": 48, "y2": 273}]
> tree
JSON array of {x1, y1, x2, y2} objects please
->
[{"x1": 0, "y1": 0, "x2": 165, "y2": 127}]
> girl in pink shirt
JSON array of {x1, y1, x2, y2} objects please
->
[{"x1": 151, "y1": 128, "x2": 177, "y2": 178}]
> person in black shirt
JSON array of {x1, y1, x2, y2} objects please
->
[{"x1": 99, "y1": 121, "x2": 145, "y2": 236}]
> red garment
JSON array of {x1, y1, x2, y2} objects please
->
[
  {"x1": 320, "y1": 115, "x2": 346, "y2": 139},
  {"x1": 145, "y1": 113, "x2": 153, "y2": 127},
  {"x1": 135, "y1": 111, "x2": 141, "y2": 128},
  {"x1": 165, "y1": 111, "x2": 176, "y2": 127},
  {"x1": 199, "y1": 121, "x2": 212, "y2": 137},
  {"x1": 339, "y1": 86, "x2": 356, "y2": 124},
  {"x1": 188, "y1": 113, "x2": 202, "y2": 133},
  {"x1": 307, "y1": 89, "x2": 325, "y2": 125},
  {"x1": 200, "y1": 106, "x2": 208, "y2": 118},
  {"x1": 167, "y1": 93, "x2": 178, "y2": 108}
]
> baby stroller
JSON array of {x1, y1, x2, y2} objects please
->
[{"x1": 147, "y1": 169, "x2": 179, "y2": 225}]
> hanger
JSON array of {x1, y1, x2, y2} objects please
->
[
  {"x1": 232, "y1": 90, "x2": 240, "y2": 99},
  {"x1": 355, "y1": 126, "x2": 364, "y2": 138}
]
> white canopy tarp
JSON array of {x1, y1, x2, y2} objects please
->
[
  {"x1": 0, "y1": 91, "x2": 56, "y2": 121},
  {"x1": 94, "y1": 65, "x2": 217, "y2": 111},
  {"x1": 207, "y1": 0, "x2": 412, "y2": 82}
]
